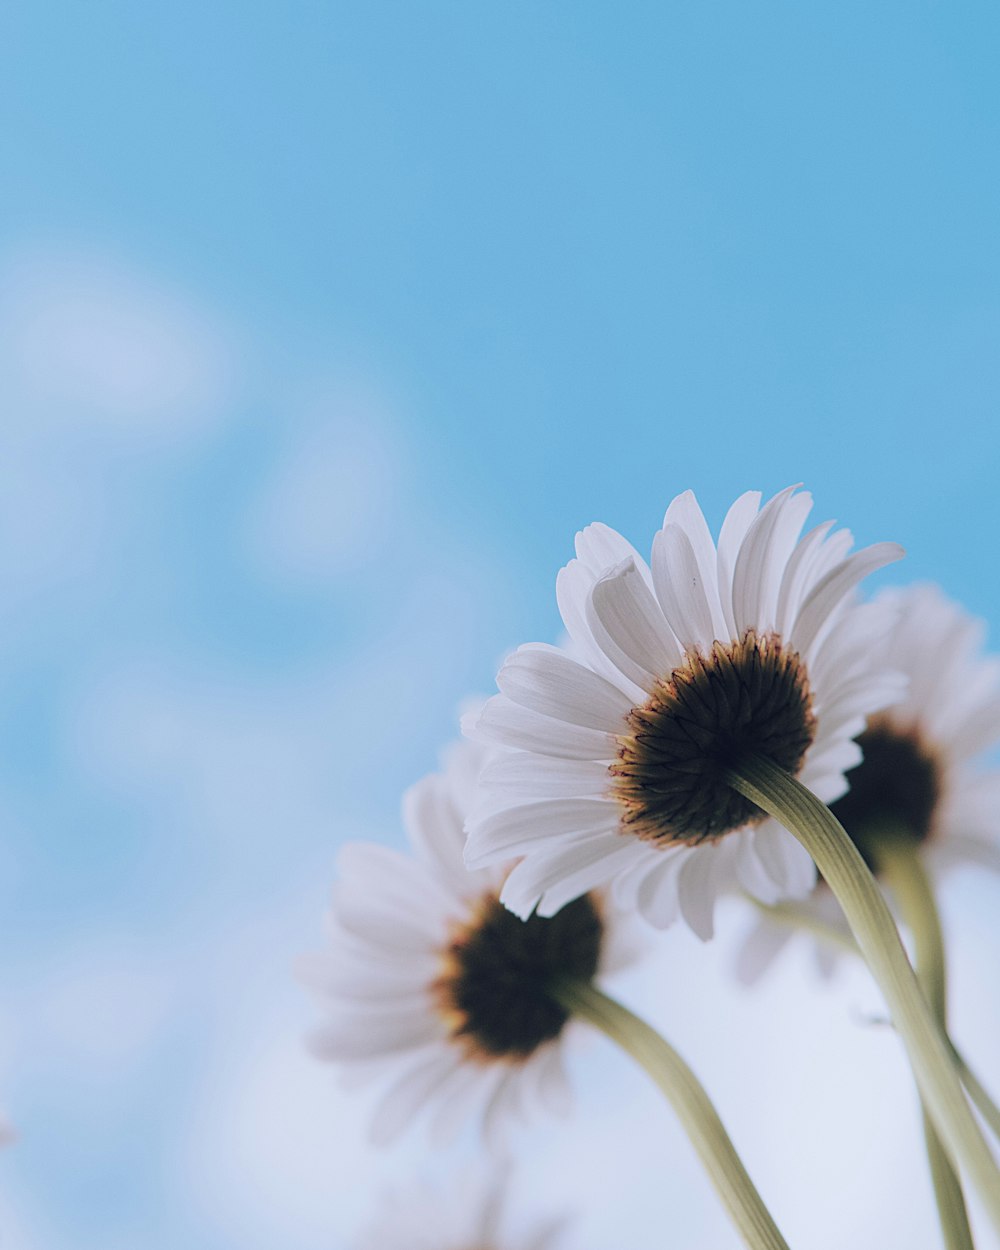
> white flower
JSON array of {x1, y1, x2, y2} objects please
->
[
  {"x1": 737, "y1": 583, "x2": 1000, "y2": 981},
  {"x1": 465, "y1": 486, "x2": 904, "y2": 939},
  {"x1": 830, "y1": 583, "x2": 1000, "y2": 874},
  {"x1": 299, "y1": 736, "x2": 629, "y2": 1145},
  {"x1": 353, "y1": 1168, "x2": 565, "y2": 1250}
]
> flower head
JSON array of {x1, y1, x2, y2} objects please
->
[
  {"x1": 465, "y1": 486, "x2": 904, "y2": 938},
  {"x1": 737, "y1": 582, "x2": 1000, "y2": 981},
  {"x1": 299, "y1": 736, "x2": 627, "y2": 1145},
  {"x1": 831, "y1": 584, "x2": 1000, "y2": 873}
]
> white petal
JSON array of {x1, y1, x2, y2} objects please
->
[
  {"x1": 587, "y1": 558, "x2": 681, "y2": 683},
  {"x1": 753, "y1": 822, "x2": 816, "y2": 898},
  {"x1": 498, "y1": 833, "x2": 633, "y2": 918},
  {"x1": 465, "y1": 798, "x2": 622, "y2": 867},
  {"x1": 575, "y1": 521, "x2": 648, "y2": 576},
  {"x1": 331, "y1": 871, "x2": 446, "y2": 952},
  {"x1": 716, "y1": 490, "x2": 761, "y2": 636},
  {"x1": 793, "y1": 542, "x2": 905, "y2": 658},
  {"x1": 482, "y1": 1067, "x2": 521, "y2": 1150},
  {"x1": 310, "y1": 1007, "x2": 443, "y2": 1061},
  {"x1": 633, "y1": 851, "x2": 687, "y2": 928},
  {"x1": 947, "y1": 693, "x2": 1000, "y2": 759},
  {"x1": 297, "y1": 950, "x2": 433, "y2": 1002},
  {"x1": 677, "y1": 848, "x2": 723, "y2": 941},
  {"x1": 403, "y1": 773, "x2": 470, "y2": 891},
  {"x1": 475, "y1": 695, "x2": 619, "y2": 760},
  {"x1": 370, "y1": 1052, "x2": 458, "y2": 1146},
  {"x1": 735, "y1": 829, "x2": 786, "y2": 903},
  {"x1": 802, "y1": 735, "x2": 863, "y2": 779},
  {"x1": 477, "y1": 752, "x2": 610, "y2": 802},
  {"x1": 732, "y1": 485, "x2": 802, "y2": 634},
  {"x1": 557, "y1": 559, "x2": 648, "y2": 698},
  {"x1": 535, "y1": 839, "x2": 647, "y2": 916},
  {"x1": 774, "y1": 519, "x2": 835, "y2": 635},
  {"x1": 663, "y1": 489, "x2": 728, "y2": 637},
  {"x1": 533, "y1": 1045, "x2": 573, "y2": 1116},
  {"x1": 497, "y1": 643, "x2": 634, "y2": 731},
  {"x1": 428, "y1": 1062, "x2": 494, "y2": 1145},
  {"x1": 651, "y1": 524, "x2": 717, "y2": 651},
  {"x1": 746, "y1": 488, "x2": 815, "y2": 633}
]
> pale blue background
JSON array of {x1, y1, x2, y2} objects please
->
[{"x1": 1, "y1": 5, "x2": 999, "y2": 1248}]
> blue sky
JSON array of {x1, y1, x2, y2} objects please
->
[{"x1": 2, "y1": 5, "x2": 1000, "y2": 1248}]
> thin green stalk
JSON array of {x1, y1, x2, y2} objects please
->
[
  {"x1": 555, "y1": 979, "x2": 790, "y2": 1250},
  {"x1": 878, "y1": 837, "x2": 974, "y2": 1250},
  {"x1": 726, "y1": 756, "x2": 1000, "y2": 1233},
  {"x1": 954, "y1": 1048, "x2": 1000, "y2": 1143},
  {"x1": 755, "y1": 901, "x2": 1000, "y2": 1148}
]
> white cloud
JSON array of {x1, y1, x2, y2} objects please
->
[
  {"x1": 0, "y1": 245, "x2": 239, "y2": 440},
  {"x1": 37, "y1": 944, "x2": 176, "y2": 1074},
  {"x1": 247, "y1": 381, "x2": 402, "y2": 583},
  {"x1": 183, "y1": 987, "x2": 382, "y2": 1248}
]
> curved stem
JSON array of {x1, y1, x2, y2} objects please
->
[
  {"x1": 555, "y1": 979, "x2": 790, "y2": 1250},
  {"x1": 755, "y1": 902, "x2": 1000, "y2": 1149},
  {"x1": 878, "y1": 839, "x2": 947, "y2": 1015},
  {"x1": 726, "y1": 756, "x2": 1000, "y2": 1233},
  {"x1": 954, "y1": 1047, "x2": 1000, "y2": 1143},
  {"x1": 878, "y1": 838, "x2": 974, "y2": 1250}
]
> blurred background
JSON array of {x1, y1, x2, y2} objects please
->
[{"x1": 2, "y1": 3, "x2": 999, "y2": 1247}]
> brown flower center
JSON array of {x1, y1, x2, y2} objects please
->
[
  {"x1": 611, "y1": 630, "x2": 815, "y2": 846},
  {"x1": 829, "y1": 718, "x2": 942, "y2": 871},
  {"x1": 432, "y1": 892, "x2": 603, "y2": 1062}
]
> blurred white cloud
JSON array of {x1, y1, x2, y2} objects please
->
[
  {"x1": 37, "y1": 943, "x2": 176, "y2": 1074},
  {"x1": 181, "y1": 903, "x2": 385, "y2": 1250},
  {"x1": 0, "y1": 245, "x2": 242, "y2": 609},
  {"x1": 247, "y1": 380, "x2": 401, "y2": 583},
  {"x1": 0, "y1": 246, "x2": 239, "y2": 440}
]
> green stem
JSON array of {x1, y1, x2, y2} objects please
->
[
  {"x1": 555, "y1": 979, "x2": 790, "y2": 1250},
  {"x1": 954, "y1": 1048, "x2": 1000, "y2": 1144},
  {"x1": 878, "y1": 837, "x2": 974, "y2": 1250},
  {"x1": 726, "y1": 756, "x2": 1000, "y2": 1233},
  {"x1": 755, "y1": 903, "x2": 1000, "y2": 1148},
  {"x1": 755, "y1": 900, "x2": 1000, "y2": 1148}
]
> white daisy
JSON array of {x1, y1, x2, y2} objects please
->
[
  {"x1": 353, "y1": 1168, "x2": 565, "y2": 1250},
  {"x1": 299, "y1": 735, "x2": 629, "y2": 1145},
  {"x1": 465, "y1": 485, "x2": 904, "y2": 939},
  {"x1": 737, "y1": 582, "x2": 1000, "y2": 981}
]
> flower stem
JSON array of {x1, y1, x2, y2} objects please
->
[
  {"x1": 555, "y1": 979, "x2": 790, "y2": 1250},
  {"x1": 726, "y1": 755, "x2": 1000, "y2": 1233},
  {"x1": 954, "y1": 1047, "x2": 1000, "y2": 1144},
  {"x1": 877, "y1": 836, "x2": 974, "y2": 1250},
  {"x1": 755, "y1": 902, "x2": 1000, "y2": 1147}
]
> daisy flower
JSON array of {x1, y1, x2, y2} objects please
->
[
  {"x1": 353, "y1": 1168, "x2": 565, "y2": 1250},
  {"x1": 299, "y1": 735, "x2": 629, "y2": 1145},
  {"x1": 738, "y1": 582, "x2": 1000, "y2": 981},
  {"x1": 465, "y1": 485, "x2": 904, "y2": 938}
]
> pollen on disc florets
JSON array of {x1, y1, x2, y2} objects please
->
[
  {"x1": 610, "y1": 629, "x2": 816, "y2": 847},
  {"x1": 829, "y1": 716, "x2": 942, "y2": 871},
  {"x1": 432, "y1": 891, "x2": 603, "y2": 1063}
]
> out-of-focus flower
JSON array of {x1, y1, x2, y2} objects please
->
[
  {"x1": 353, "y1": 1168, "x2": 565, "y2": 1250},
  {"x1": 465, "y1": 486, "x2": 903, "y2": 938},
  {"x1": 299, "y1": 736, "x2": 630, "y2": 1145},
  {"x1": 738, "y1": 583, "x2": 1000, "y2": 981}
]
